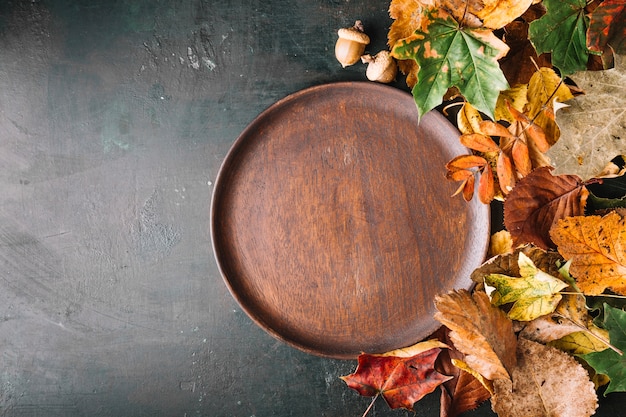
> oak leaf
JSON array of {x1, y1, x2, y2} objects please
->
[
  {"x1": 340, "y1": 340, "x2": 452, "y2": 411},
  {"x1": 504, "y1": 167, "x2": 588, "y2": 249},
  {"x1": 528, "y1": 0, "x2": 590, "y2": 76},
  {"x1": 485, "y1": 252, "x2": 568, "y2": 321},
  {"x1": 392, "y1": 7, "x2": 509, "y2": 119},
  {"x1": 434, "y1": 290, "x2": 517, "y2": 381},
  {"x1": 550, "y1": 211, "x2": 626, "y2": 295},
  {"x1": 491, "y1": 337, "x2": 598, "y2": 417},
  {"x1": 581, "y1": 303, "x2": 626, "y2": 395}
]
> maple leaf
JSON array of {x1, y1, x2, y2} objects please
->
[
  {"x1": 547, "y1": 53, "x2": 626, "y2": 180},
  {"x1": 388, "y1": 0, "x2": 434, "y2": 87},
  {"x1": 550, "y1": 210, "x2": 626, "y2": 295},
  {"x1": 581, "y1": 303, "x2": 626, "y2": 395},
  {"x1": 491, "y1": 337, "x2": 598, "y2": 417},
  {"x1": 528, "y1": 0, "x2": 590, "y2": 76},
  {"x1": 504, "y1": 166, "x2": 588, "y2": 249},
  {"x1": 485, "y1": 252, "x2": 568, "y2": 321},
  {"x1": 392, "y1": 7, "x2": 509, "y2": 120},
  {"x1": 340, "y1": 340, "x2": 452, "y2": 412},
  {"x1": 587, "y1": 0, "x2": 626, "y2": 55},
  {"x1": 434, "y1": 290, "x2": 517, "y2": 381}
]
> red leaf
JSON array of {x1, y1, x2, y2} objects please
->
[
  {"x1": 504, "y1": 167, "x2": 589, "y2": 249},
  {"x1": 341, "y1": 348, "x2": 452, "y2": 411},
  {"x1": 587, "y1": 0, "x2": 625, "y2": 53}
]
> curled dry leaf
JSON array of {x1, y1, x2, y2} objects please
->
[
  {"x1": 471, "y1": 245, "x2": 564, "y2": 284},
  {"x1": 504, "y1": 166, "x2": 588, "y2": 249},
  {"x1": 434, "y1": 290, "x2": 517, "y2": 381},
  {"x1": 435, "y1": 328, "x2": 491, "y2": 417},
  {"x1": 550, "y1": 210, "x2": 626, "y2": 295},
  {"x1": 491, "y1": 338, "x2": 598, "y2": 417}
]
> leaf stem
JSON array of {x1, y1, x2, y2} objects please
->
[
  {"x1": 361, "y1": 394, "x2": 379, "y2": 417},
  {"x1": 552, "y1": 313, "x2": 623, "y2": 355}
]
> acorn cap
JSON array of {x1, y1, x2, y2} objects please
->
[{"x1": 337, "y1": 26, "x2": 370, "y2": 45}]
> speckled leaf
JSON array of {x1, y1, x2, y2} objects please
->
[
  {"x1": 528, "y1": 0, "x2": 590, "y2": 76},
  {"x1": 492, "y1": 338, "x2": 598, "y2": 417},
  {"x1": 550, "y1": 211, "x2": 626, "y2": 295},
  {"x1": 547, "y1": 53, "x2": 626, "y2": 180},
  {"x1": 486, "y1": 252, "x2": 568, "y2": 321},
  {"x1": 581, "y1": 303, "x2": 626, "y2": 395},
  {"x1": 392, "y1": 8, "x2": 509, "y2": 119}
]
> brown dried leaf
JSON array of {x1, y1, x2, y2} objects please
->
[
  {"x1": 435, "y1": 328, "x2": 491, "y2": 417},
  {"x1": 434, "y1": 290, "x2": 517, "y2": 381},
  {"x1": 519, "y1": 293, "x2": 589, "y2": 343},
  {"x1": 471, "y1": 245, "x2": 564, "y2": 284},
  {"x1": 504, "y1": 167, "x2": 588, "y2": 249},
  {"x1": 550, "y1": 211, "x2": 626, "y2": 295},
  {"x1": 491, "y1": 338, "x2": 598, "y2": 417}
]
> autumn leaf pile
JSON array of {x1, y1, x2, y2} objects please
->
[{"x1": 339, "y1": 1, "x2": 626, "y2": 416}]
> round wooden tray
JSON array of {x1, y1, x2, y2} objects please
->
[{"x1": 211, "y1": 82, "x2": 490, "y2": 359}]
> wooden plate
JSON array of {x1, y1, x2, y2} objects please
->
[{"x1": 211, "y1": 82, "x2": 489, "y2": 359}]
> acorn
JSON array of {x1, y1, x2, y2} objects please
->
[
  {"x1": 335, "y1": 21, "x2": 370, "y2": 68},
  {"x1": 361, "y1": 50, "x2": 397, "y2": 83}
]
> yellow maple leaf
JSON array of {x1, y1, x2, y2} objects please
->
[
  {"x1": 550, "y1": 211, "x2": 626, "y2": 295},
  {"x1": 388, "y1": 0, "x2": 434, "y2": 87},
  {"x1": 471, "y1": 0, "x2": 534, "y2": 29}
]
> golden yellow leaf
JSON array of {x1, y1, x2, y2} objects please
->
[
  {"x1": 550, "y1": 327, "x2": 611, "y2": 355},
  {"x1": 495, "y1": 84, "x2": 528, "y2": 123},
  {"x1": 457, "y1": 102, "x2": 483, "y2": 135},
  {"x1": 379, "y1": 339, "x2": 449, "y2": 357},
  {"x1": 550, "y1": 211, "x2": 626, "y2": 295},
  {"x1": 451, "y1": 358, "x2": 494, "y2": 395},
  {"x1": 473, "y1": 0, "x2": 535, "y2": 30},
  {"x1": 488, "y1": 230, "x2": 513, "y2": 257},
  {"x1": 525, "y1": 67, "x2": 575, "y2": 146},
  {"x1": 388, "y1": 0, "x2": 434, "y2": 87}
]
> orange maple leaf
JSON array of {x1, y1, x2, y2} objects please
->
[{"x1": 550, "y1": 211, "x2": 626, "y2": 295}]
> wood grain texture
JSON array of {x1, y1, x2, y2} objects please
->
[{"x1": 212, "y1": 82, "x2": 490, "y2": 358}]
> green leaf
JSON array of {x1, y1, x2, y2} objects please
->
[
  {"x1": 485, "y1": 252, "x2": 569, "y2": 321},
  {"x1": 528, "y1": 0, "x2": 590, "y2": 75},
  {"x1": 392, "y1": 8, "x2": 509, "y2": 120},
  {"x1": 581, "y1": 303, "x2": 626, "y2": 395}
]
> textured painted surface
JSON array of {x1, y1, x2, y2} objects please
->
[{"x1": 0, "y1": 1, "x2": 623, "y2": 416}]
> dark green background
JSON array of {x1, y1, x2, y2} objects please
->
[{"x1": 0, "y1": 1, "x2": 622, "y2": 416}]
